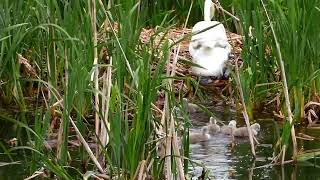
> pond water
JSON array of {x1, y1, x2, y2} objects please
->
[
  {"x1": 1, "y1": 105, "x2": 320, "y2": 179},
  {"x1": 188, "y1": 105, "x2": 320, "y2": 180}
]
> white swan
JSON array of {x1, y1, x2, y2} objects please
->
[{"x1": 189, "y1": 0, "x2": 231, "y2": 80}]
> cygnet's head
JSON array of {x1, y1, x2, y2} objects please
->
[
  {"x1": 209, "y1": 117, "x2": 217, "y2": 124},
  {"x1": 201, "y1": 126, "x2": 209, "y2": 135},
  {"x1": 228, "y1": 120, "x2": 237, "y2": 128},
  {"x1": 251, "y1": 123, "x2": 260, "y2": 132},
  {"x1": 182, "y1": 98, "x2": 188, "y2": 104}
]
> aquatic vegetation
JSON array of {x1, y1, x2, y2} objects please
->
[{"x1": 1, "y1": 0, "x2": 320, "y2": 178}]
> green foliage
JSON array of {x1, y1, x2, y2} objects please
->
[
  {"x1": 234, "y1": 0, "x2": 320, "y2": 119},
  {"x1": 1, "y1": 0, "x2": 320, "y2": 178},
  {"x1": 0, "y1": 0, "x2": 194, "y2": 178}
]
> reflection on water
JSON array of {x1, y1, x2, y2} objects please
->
[
  {"x1": 188, "y1": 107, "x2": 320, "y2": 179},
  {"x1": 189, "y1": 133, "x2": 236, "y2": 179}
]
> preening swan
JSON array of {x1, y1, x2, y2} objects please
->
[{"x1": 189, "y1": 0, "x2": 231, "y2": 82}]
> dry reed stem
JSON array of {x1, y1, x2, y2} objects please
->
[
  {"x1": 163, "y1": 4, "x2": 193, "y2": 179},
  {"x1": 172, "y1": 123, "x2": 185, "y2": 180},
  {"x1": 43, "y1": 84, "x2": 104, "y2": 173},
  {"x1": 133, "y1": 161, "x2": 142, "y2": 179},
  {"x1": 249, "y1": 160, "x2": 293, "y2": 171},
  {"x1": 213, "y1": 0, "x2": 240, "y2": 22},
  {"x1": 164, "y1": 58, "x2": 172, "y2": 180},
  {"x1": 57, "y1": 50, "x2": 69, "y2": 161},
  {"x1": 138, "y1": 160, "x2": 146, "y2": 180},
  {"x1": 46, "y1": 46, "x2": 51, "y2": 100},
  {"x1": 102, "y1": 57, "x2": 112, "y2": 147},
  {"x1": 100, "y1": 73, "x2": 107, "y2": 139},
  {"x1": 235, "y1": 58, "x2": 256, "y2": 156},
  {"x1": 260, "y1": 0, "x2": 297, "y2": 163},
  {"x1": 90, "y1": 0, "x2": 101, "y2": 158},
  {"x1": 24, "y1": 168, "x2": 44, "y2": 180},
  {"x1": 304, "y1": 101, "x2": 320, "y2": 108},
  {"x1": 69, "y1": 116, "x2": 105, "y2": 173},
  {"x1": 98, "y1": 73, "x2": 107, "y2": 165}
]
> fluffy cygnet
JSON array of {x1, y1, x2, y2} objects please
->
[
  {"x1": 233, "y1": 123, "x2": 261, "y2": 137},
  {"x1": 220, "y1": 120, "x2": 237, "y2": 135},
  {"x1": 189, "y1": 126, "x2": 210, "y2": 144},
  {"x1": 251, "y1": 123, "x2": 260, "y2": 133},
  {"x1": 206, "y1": 117, "x2": 220, "y2": 135},
  {"x1": 173, "y1": 98, "x2": 201, "y2": 118},
  {"x1": 182, "y1": 98, "x2": 201, "y2": 113}
]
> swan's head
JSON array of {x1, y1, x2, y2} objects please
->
[
  {"x1": 191, "y1": 39, "x2": 216, "y2": 50},
  {"x1": 209, "y1": 117, "x2": 217, "y2": 124},
  {"x1": 228, "y1": 120, "x2": 237, "y2": 128},
  {"x1": 204, "y1": 0, "x2": 215, "y2": 21},
  {"x1": 251, "y1": 123, "x2": 260, "y2": 132},
  {"x1": 214, "y1": 39, "x2": 231, "y2": 50}
]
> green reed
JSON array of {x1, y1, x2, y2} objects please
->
[
  {"x1": 3, "y1": 0, "x2": 319, "y2": 178},
  {"x1": 0, "y1": 0, "x2": 194, "y2": 178},
  {"x1": 233, "y1": 0, "x2": 320, "y2": 161}
]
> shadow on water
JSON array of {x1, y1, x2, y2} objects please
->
[{"x1": 188, "y1": 104, "x2": 320, "y2": 180}]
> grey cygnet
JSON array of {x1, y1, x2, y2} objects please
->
[
  {"x1": 206, "y1": 117, "x2": 220, "y2": 135},
  {"x1": 221, "y1": 120, "x2": 236, "y2": 135},
  {"x1": 233, "y1": 123, "x2": 261, "y2": 137},
  {"x1": 189, "y1": 126, "x2": 210, "y2": 144}
]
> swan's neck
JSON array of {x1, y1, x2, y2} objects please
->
[{"x1": 204, "y1": 0, "x2": 214, "y2": 21}]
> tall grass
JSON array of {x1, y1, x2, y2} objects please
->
[
  {"x1": 233, "y1": 0, "x2": 320, "y2": 161},
  {"x1": 1, "y1": 0, "x2": 320, "y2": 178},
  {"x1": 0, "y1": 0, "x2": 193, "y2": 178}
]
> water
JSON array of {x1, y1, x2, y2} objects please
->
[
  {"x1": 1, "y1": 106, "x2": 320, "y2": 179},
  {"x1": 188, "y1": 107, "x2": 320, "y2": 180}
]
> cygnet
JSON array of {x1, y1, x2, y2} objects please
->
[
  {"x1": 182, "y1": 98, "x2": 201, "y2": 113},
  {"x1": 220, "y1": 120, "x2": 236, "y2": 135},
  {"x1": 233, "y1": 123, "x2": 261, "y2": 137},
  {"x1": 206, "y1": 117, "x2": 220, "y2": 135},
  {"x1": 189, "y1": 126, "x2": 210, "y2": 144},
  {"x1": 173, "y1": 98, "x2": 201, "y2": 118}
]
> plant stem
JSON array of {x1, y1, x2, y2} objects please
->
[
  {"x1": 235, "y1": 58, "x2": 256, "y2": 157},
  {"x1": 260, "y1": 0, "x2": 297, "y2": 163}
]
